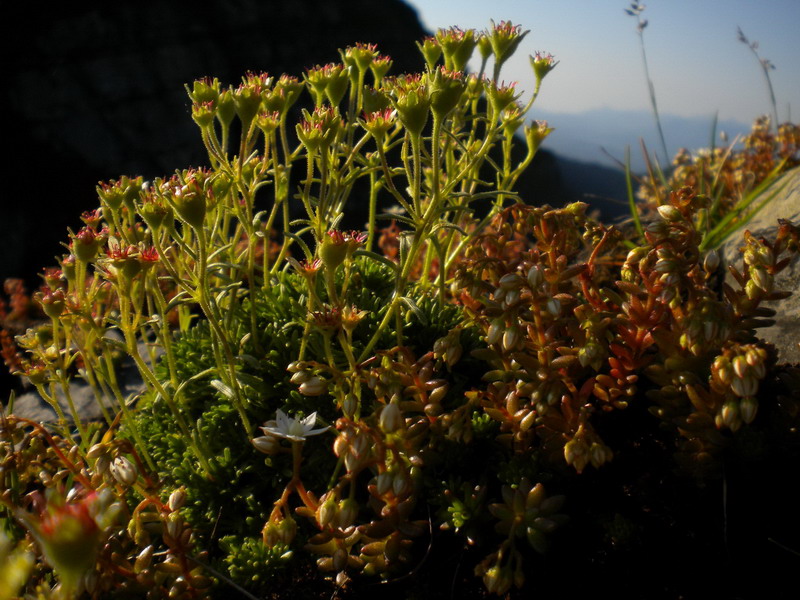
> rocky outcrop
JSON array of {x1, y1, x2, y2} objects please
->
[
  {"x1": 2, "y1": 0, "x2": 429, "y2": 286},
  {"x1": 722, "y1": 166, "x2": 800, "y2": 365},
  {"x1": 8, "y1": 335, "x2": 159, "y2": 423}
]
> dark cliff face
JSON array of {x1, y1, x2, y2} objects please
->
[
  {"x1": 2, "y1": 0, "x2": 579, "y2": 286},
  {"x1": 2, "y1": 0, "x2": 428, "y2": 282}
]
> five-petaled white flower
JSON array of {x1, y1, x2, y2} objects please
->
[{"x1": 260, "y1": 409, "x2": 329, "y2": 442}]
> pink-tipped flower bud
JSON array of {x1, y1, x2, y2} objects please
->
[
  {"x1": 488, "y1": 20, "x2": 529, "y2": 66},
  {"x1": 530, "y1": 51, "x2": 558, "y2": 83},
  {"x1": 416, "y1": 36, "x2": 442, "y2": 72}
]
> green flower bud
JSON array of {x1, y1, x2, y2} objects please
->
[
  {"x1": 436, "y1": 27, "x2": 477, "y2": 72},
  {"x1": 363, "y1": 86, "x2": 391, "y2": 115},
  {"x1": 530, "y1": 52, "x2": 558, "y2": 83},
  {"x1": 191, "y1": 101, "x2": 216, "y2": 129},
  {"x1": 343, "y1": 42, "x2": 379, "y2": 73},
  {"x1": 172, "y1": 179, "x2": 207, "y2": 230},
  {"x1": 319, "y1": 230, "x2": 349, "y2": 270},
  {"x1": 275, "y1": 75, "x2": 304, "y2": 112},
  {"x1": 325, "y1": 64, "x2": 350, "y2": 106},
  {"x1": 233, "y1": 81, "x2": 265, "y2": 130},
  {"x1": 488, "y1": 20, "x2": 529, "y2": 67},
  {"x1": 22, "y1": 363, "x2": 49, "y2": 386},
  {"x1": 216, "y1": 87, "x2": 236, "y2": 127},
  {"x1": 484, "y1": 80, "x2": 518, "y2": 116},
  {"x1": 187, "y1": 76, "x2": 220, "y2": 105},
  {"x1": 390, "y1": 75, "x2": 430, "y2": 137},
  {"x1": 139, "y1": 197, "x2": 172, "y2": 232},
  {"x1": 426, "y1": 67, "x2": 466, "y2": 119},
  {"x1": 305, "y1": 64, "x2": 335, "y2": 107},
  {"x1": 416, "y1": 36, "x2": 442, "y2": 71},
  {"x1": 477, "y1": 33, "x2": 492, "y2": 61},
  {"x1": 363, "y1": 108, "x2": 396, "y2": 143},
  {"x1": 524, "y1": 120, "x2": 554, "y2": 155},
  {"x1": 369, "y1": 55, "x2": 392, "y2": 85}
]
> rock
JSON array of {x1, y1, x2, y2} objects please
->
[
  {"x1": 1, "y1": 0, "x2": 430, "y2": 287},
  {"x1": 9, "y1": 338, "x2": 158, "y2": 423},
  {"x1": 721, "y1": 166, "x2": 800, "y2": 365}
]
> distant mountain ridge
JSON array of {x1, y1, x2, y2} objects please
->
[{"x1": 532, "y1": 107, "x2": 753, "y2": 172}]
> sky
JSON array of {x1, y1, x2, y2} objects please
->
[{"x1": 406, "y1": 0, "x2": 800, "y2": 125}]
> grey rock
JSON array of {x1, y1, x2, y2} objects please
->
[
  {"x1": 721, "y1": 166, "x2": 800, "y2": 365},
  {"x1": 9, "y1": 338, "x2": 158, "y2": 423}
]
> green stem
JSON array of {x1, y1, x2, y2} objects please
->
[
  {"x1": 195, "y1": 228, "x2": 253, "y2": 434},
  {"x1": 118, "y1": 287, "x2": 208, "y2": 474},
  {"x1": 96, "y1": 345, "x2": 157, "y2": 472}
]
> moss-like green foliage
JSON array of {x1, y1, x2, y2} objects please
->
[{"x1": 218, "y1": 536, "x2": 292, "y2": 595}]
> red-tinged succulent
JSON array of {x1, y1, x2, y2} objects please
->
[{"x1": 13, "y1": 488, "x2": 120, "y2": 596}]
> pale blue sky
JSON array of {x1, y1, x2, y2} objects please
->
[{"x1": 407, "y1": 0, "x2": 800, "y2": 125}]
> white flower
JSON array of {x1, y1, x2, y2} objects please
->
[{"x1": 260, "y1": 409, "x2": 329, "y2": 442}]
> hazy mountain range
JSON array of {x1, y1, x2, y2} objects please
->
[{"x1": 533, "y1": 108, "x2": 753, "y2": 172}]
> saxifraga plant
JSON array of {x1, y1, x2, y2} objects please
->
[{"x1": 0, "y1": 19, "x2": 798, "y2": 600}]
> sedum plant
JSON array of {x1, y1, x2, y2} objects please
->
[
  {"x1": 634, "y1": 116, "x2": 799, "y2": 250},
  {"x1": 1, "y1": 20, "x2": 798, "y2": 599}
]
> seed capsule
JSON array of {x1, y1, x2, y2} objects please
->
[
  {"x1": 732, "y1": 355, "x2": 748, "y2": 379},
  {"x1": 342, "y1": 393, "x2": 358, "y2": 418},
  {"x1": 290, "y1": 370, "x2": 311, "y2": 384},
  {"x1": 657, "y1": 205, "x2": 682, "y2": 222}
]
